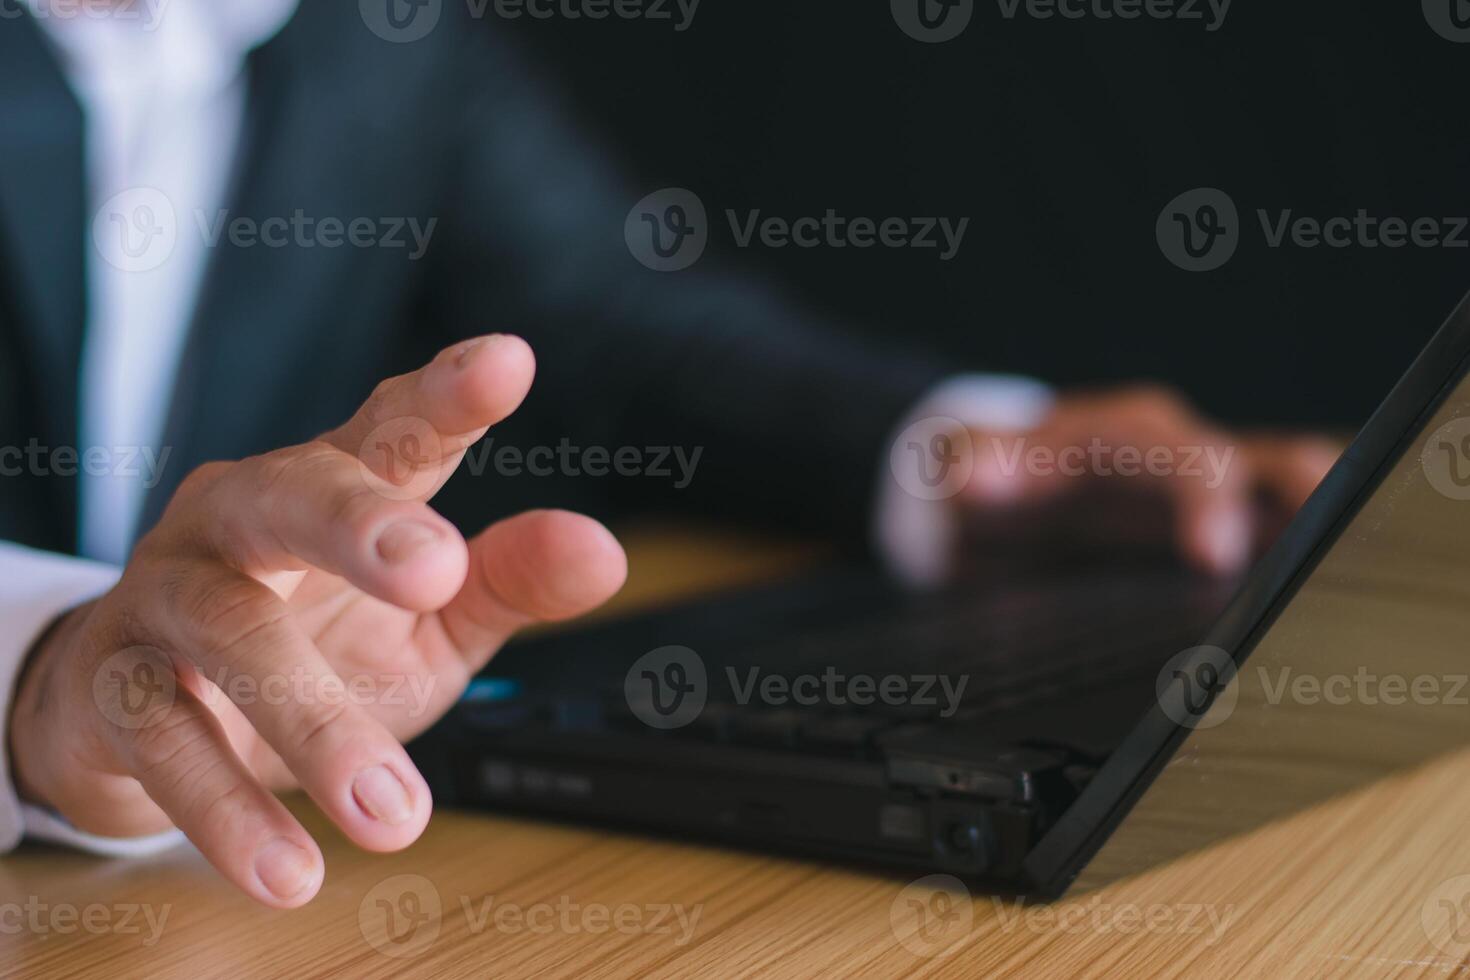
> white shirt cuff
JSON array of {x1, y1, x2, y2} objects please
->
[
  {"x1": 0, "y1": 542, "x2": 186, "y2": 857},
  {"x1": 875, "y1": 373, "x2": 1055, "y2": 586}
]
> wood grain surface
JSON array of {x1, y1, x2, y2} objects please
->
[{"x1": 4, "y1": 523, "x2": 1469, "y2": 979}]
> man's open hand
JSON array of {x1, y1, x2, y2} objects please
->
[{"x1": 8, "y1": 335, "x2": 628, "y2": 908}]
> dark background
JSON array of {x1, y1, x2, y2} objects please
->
[{"x1": 498, "y1": 1, "x2": 1470, "y2": 430}]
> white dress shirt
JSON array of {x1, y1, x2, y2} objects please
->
[
  {"x1": 0, "y1": 0, "x2": 1052, "y2": 855},
  {"x1": 0, "y1": 0, "x2": 299, "y2": 856}
]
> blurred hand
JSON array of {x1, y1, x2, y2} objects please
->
[
  {"x1": 9, "y1": 335, "x2": 627, "y2": 908},
  {"x1": 897, "y1": 385, "x2": 1341, "y2": 579}
]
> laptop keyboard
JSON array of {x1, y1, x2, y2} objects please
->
[{"x1": 458, "y1": 565, "x2": 1234, "y2": 766}]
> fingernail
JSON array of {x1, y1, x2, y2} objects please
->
[
  {"x1": 376, "y1": 522, "x2": 442, "y2": 564},
  {"x1": 454, "y1": 334, "x2": 503, "y2": 368},
  {"x1": 255, "y1": 838, "x2": 315, "y2": 901},
  {"x1": 353, "y1": 765, "x2": 413, "y2": 824}
]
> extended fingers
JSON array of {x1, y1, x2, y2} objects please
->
[
  {"x1": 93, "y1": 645, "x2": 324, "y2": 908},
  {"x1": 196, "y1": 444, "x2": 469, "y2": 612},
  {"x1": 323, "y1": 333, "x2": 536, "y2": 496},
  {"x1": 140, "y1": 567, "x2": 432, "y2": 854},
  {"x1": 429, "y1": 510, "x2": 627, "y2": 679}
]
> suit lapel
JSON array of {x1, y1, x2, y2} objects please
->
[{"x1": 0, "y1": 17, "x2": 87, "y2": 491}]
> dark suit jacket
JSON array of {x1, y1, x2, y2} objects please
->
[{"x1": 0, "y1": 2, "x2": 944, "y2": 557}]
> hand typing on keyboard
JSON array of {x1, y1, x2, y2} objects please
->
[{"x1": 912, "y1": 386, "x2": 1340, "y2": 579}]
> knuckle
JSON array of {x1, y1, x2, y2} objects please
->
[
  {"x1": 159, "y1": 570, "x2": 283, "y2": 664},
  {"x1": 128, "y1": 705, "x2": 204, "y2": 783},
  {"x1": 192, "y1": 773, "x2": 260, "y2": 838},
  {"x1": 205, "y1": 603, "x2": 291, "y2": 672},
  {"x1": 360, "y1": 376, "x2": 403, "y2": 428},
  {"x1": 176, "y1": 461, "x2": 233, "y2": 500},
  {"x1": 326, "y1": 485, "x2": 388, "y2": 539},
  {"x1": 292, "y1": 699, "x2": 351, "y2": 755},
  {"x1": 188, "y1": 576, "x2": 272, "y2": 642},
  {"x1": 238, "y1": 448, "x2": 303, "y2": 500}
]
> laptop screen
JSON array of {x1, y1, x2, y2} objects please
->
[{"x1": 1070, "y1": 353, "x2": 1470, "y2": 892}]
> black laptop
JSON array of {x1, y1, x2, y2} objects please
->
[{"x1": 410, "y1": 290, "x2": 1470, "y2": 900}]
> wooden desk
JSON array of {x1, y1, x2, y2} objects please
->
[{"x1": 5, "y1": 526, "x2": 1470, "y2": 979}]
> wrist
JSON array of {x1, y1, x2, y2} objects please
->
[{"x1": 9, "y1": 599, "x2": 95, "y2": 811}]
